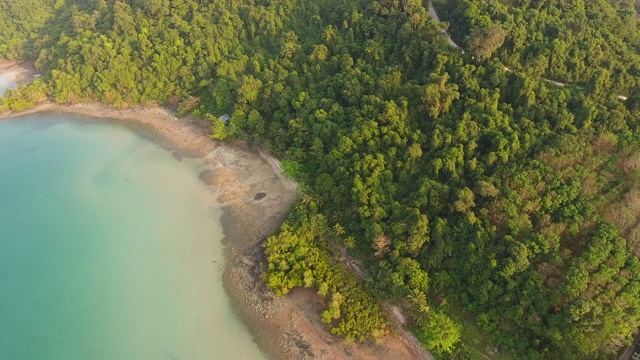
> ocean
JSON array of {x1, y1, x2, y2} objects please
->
[{"x1": 0, "y1": 114, "x2": 264, "y2": 360}]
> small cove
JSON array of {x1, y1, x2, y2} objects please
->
[{"x1": 0, "y1": 113, "x2": 265, "y2": 359}]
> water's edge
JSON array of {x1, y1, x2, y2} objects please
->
[
  {"x1": 0, "y1": 104, "x2": 300, "y2": 359},
  {"x1": 0, "y1": 64, "x2": 431, "y2": 360}
]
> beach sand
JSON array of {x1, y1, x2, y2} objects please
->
[
  {"x1": 0, "y1": 60, "x2": 37, "y2": 90},
  {"x1": 0, "y1": 65, "x2": 431, "y2": 360}
]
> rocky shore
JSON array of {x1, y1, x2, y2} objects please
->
[{"x1": 0, "y1": 63, "x2": 431, "y2": 360}]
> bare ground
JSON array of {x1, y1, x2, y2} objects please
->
[
  {"x1": 0, "y1": 60, "x2": 37, "y2": 86},
  {"x1": 0, "y1": 66, "x2": 432, "y2": 360}
]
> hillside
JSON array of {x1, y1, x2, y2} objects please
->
[
  {"x1": 433, "y1": 0, "x2": 640, "y2": 98},
  {"x1": 3, "y1": 0, "x2": 640, "y2": 358}
]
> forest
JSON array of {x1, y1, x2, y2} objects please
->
[
  {"x1": 2, "y1": 0, "x2": 640, "y2": 358},
  {"x1": 433, "y1": 0, "x2": 640, "y2": 97}
]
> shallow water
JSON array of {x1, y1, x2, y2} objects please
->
[
  {"x1": 0, "y1": 70, "x2": 17, "y2": 95},
  {"x1": 0, "y1": 114, "x2": 264, "y2": 360}
]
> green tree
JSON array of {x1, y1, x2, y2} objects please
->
[
  {"x1": 467, "y1": 25, "x2": 507, "y2": 62},
  {"x1": 416, "y1": 311, "x2": 461, "y2": 354}
]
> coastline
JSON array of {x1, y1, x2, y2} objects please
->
[
  {"x1": 0, "y1": 60, "x2": 37, "y2": 89},
  {"x1": 0, "y1": 73, "x2": 430, "y2": 360}
]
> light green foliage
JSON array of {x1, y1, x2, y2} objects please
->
[
  {"x1": 264, "y1": 203, "x2": 389, "y2": 343},
  {"x1": 453, "y1": 187, "x2": 475, "y2": 213},
  {"x1": 0, "y1": 0, "x2": 55, "y2": 59},
  {"x1": 0, "y1": 79, "x2": 48, "y2": 111},
  {"x1": 211, "y1": 121, "x2": 228, "y2": 140},
  {"x1": 416, "y1": 311, "x2": 461, "y2": 354},
  {"x1": 435, "y1": 0, "x2": 640, "y2": 96},
  {"x1": 280, "y1": 160, "x2": 302, "y2": 180},
  {"x1": 8, "y1": 0, "x2": 640, "y2": 357}
]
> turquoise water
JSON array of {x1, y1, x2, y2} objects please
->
[{"x1": 0, "y1": 114, "x2": 264, "y2": 360}]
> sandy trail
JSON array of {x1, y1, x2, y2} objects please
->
[
  {"x1": 428, "y1": 3, "x2": 464, "y2": 51},
  {"x1": 427, "y1": 2, "x2": 628, "y2": 100}
]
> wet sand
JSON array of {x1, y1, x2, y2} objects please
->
[
  {"x1": 0, "y1": 60, "x2": 37, "y2": 90},
  {"x1": 0, "y1": 66, "x2": 431, "y2": 360}
]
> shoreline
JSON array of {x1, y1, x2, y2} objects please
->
[
  {"x1": 0, "y1": 60, "x2": 37, "y2": 90},
  {"x1": 0, "y1": 72, "x2": 430, "y2": 360}
]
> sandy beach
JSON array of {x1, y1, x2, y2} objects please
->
[
  {"x1": 0, "y1": 60, "x2": 37, "y2": 90},
  {"x1": 0, "y1": 65, "x2": 431, "y2": 360}
]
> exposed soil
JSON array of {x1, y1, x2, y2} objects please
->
[
  {"x1": 0, "y1": 60, "x2": 38, "y2": 87},
  {"x1": 0, "y1": 65, "x2": 432, "y2": 360}
]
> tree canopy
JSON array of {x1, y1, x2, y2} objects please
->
[
  {"x1": 434, "y1": 0, "x2": 640, "y2": 96},
  {"x1": 4, "y1": 0, "x2": 640, "y2": 358}
]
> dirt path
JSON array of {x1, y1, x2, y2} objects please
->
[
  {"x1": 428, "y1": 3, "x2": 464, "y2": 51},
  {"x1": 427, "y1": 2, "x2": 628, "y2": 101},
  {"x1": 619, "y1": 331, "x2": 640, "y2": 360}
]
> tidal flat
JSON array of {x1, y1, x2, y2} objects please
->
[{"x1": 0, "y1": 113, "x2": 268, "y2": 359}]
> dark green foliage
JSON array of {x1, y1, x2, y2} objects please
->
[
  {"x1": 415, "y1": 311, "x2": 461, "y2": 354},
  {"x1": 0, "y1": 0, "x2": 55, "y2": 59},
  {"x1": 467, "y1": 25, "x2": 507, "y2": 62},
  {"x1": 434, "y1": 0, "x2": 640, "y2": 96},
  {"x1": 5, "y1": 0, "x2": 640, "y2": 357}
]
